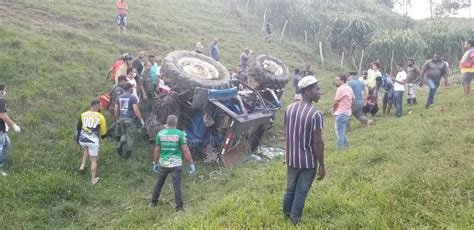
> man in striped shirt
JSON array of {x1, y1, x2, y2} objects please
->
[{"x1": 282, "y1": 76, "x2": 325, "y2": 225}]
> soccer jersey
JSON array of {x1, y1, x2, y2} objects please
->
[
  {"x1": 156, "y1": 128, "x2": 187, "y2": 168},
  {"x1": 76, "y1": 111, "x2": 107, "y2": 144}
]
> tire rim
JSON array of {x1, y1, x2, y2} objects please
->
[
  {"x1": 178, "y1": 57, "x2": 220, "y2": 80},
  {"x1": 262, "y1": 59, "x2": 284, "y2": 76}
]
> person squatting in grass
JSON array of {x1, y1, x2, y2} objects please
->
[
  {"x1": 0, "y1": 83, "x2": 21, "y2": 177},
  {"x1": 459, "y1": 39, "x2": 474, "y2": 97},
  {"x1": 332, "y1": 75, "x2": 354, "y2": 150},
  {"x1": 116, "y1": 0, "x2": 128, "y2": 35},
  {"x1": 283, "y1": 76, "x2": 325, "y2": 225},
  {"x1": 406, "y1": 58, "x2": 421, "y2": 105},
  {"x1": 76, "y1": 100, "x2": 107, "y2": 185},
  {"x1": 114, "y1": 83, "x2": 144, "y2": 159},
  {"x1": 150, "y1": 115, "x2": 196, "y2": 212},
  {"x1": 420, "y1": 53, "x2": 449, "y2": 109},
  {"x1": 392, "y1": 63, "x2": 407, "y2": 118}
]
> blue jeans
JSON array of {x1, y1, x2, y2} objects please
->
[
  {"x1": 0, "y1": 132, "x2": 11, "y2": 167},
  {"x1": 282, "y1": 166, "x2": 317, "y2": 222},
  {"x1": 335, "y1": 114, "x2": 350, "y2": 149},
  {"x1": 426, "y1": 79, "x2": 439, "y2": 108},
  {"x1": 394, "y1": 91, "x2": 404, "y2": 117}
]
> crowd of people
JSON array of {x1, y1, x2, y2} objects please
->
[{"x1": 283, "y1": 39, "x2": 474, "y2": 224}]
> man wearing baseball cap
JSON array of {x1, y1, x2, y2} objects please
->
[{"x1": 282, "y1": 76, "x2": 325, "y2": 225}]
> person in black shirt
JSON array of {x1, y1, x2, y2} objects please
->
[
  {"x1": 0, "y1": 83, "x2": 21, "y2": 176},
  {"x1": 132, "y1": 51, "x2": 145, "y2": 75}
]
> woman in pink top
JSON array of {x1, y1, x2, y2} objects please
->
[
  {"x1": 332, "y1": 75, "x2": 354, "y2": 150},
  {"x1": 116, "y1": 0, "x2": 128, "y2": 34}
]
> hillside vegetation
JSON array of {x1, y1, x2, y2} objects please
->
[{"x1": 0, "y1": 0, "x2": 473, "y2": 228}]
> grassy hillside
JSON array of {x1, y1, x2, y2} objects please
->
[{"x1": 0, "y1": 0, "x2": 473, "y2": 228}]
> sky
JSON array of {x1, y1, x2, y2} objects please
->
[{"x1": 394, "y1": 0, "x2": 473, "y2": 19}]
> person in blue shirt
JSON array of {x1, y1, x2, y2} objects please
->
[
  {"x1": 209, "y1": 39, "x2": 220, "y2": 61},
  {"x1": 376, "y1": 74, "x2": 394, "y2": 114},
  {"x1": 346, "y1": 72, "x2": 373, "y2": 128}
]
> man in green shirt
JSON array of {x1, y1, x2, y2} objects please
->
[{"x1": 150, "y1": 115, "x2": 196, "y2": 212}]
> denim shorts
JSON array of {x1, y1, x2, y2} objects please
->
[
  {"x1": 463, "y1": 72, "x2": 474, "y2": 85},
  {"x1": 116, "y1": 14, "x2": 127, "y2": 26}
]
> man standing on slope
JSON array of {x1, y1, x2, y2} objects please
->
[
  {"x1": 76, "y1": 100, "x2": 107, "y2": 185},
  {"x1": 209, "y1": 39, "x2": 220, "y2": 62},
  {"x1": 0, "y1": 83, "x2": 21, "y2": 177},
  {"x1": 406, "y1": 58, "x2": 421, "y2": 105},
  {"x1": 150, "y1": 115, "x2": 196, "y2": 212},
  {"x1": 333, "y1": 75, "x2": 354, "y2": 150},
  {"x1": 392, "y1": 63, "x2": 407, "y2": 117},
  {"x1": 420, "y1": 53, "x2": 449, "y2": 109},
  {"x1": 116, "y1": 0, "x2": 128, "y2": 35},
  {"x1": 459, "y1": 39, "x2": 474, "y2": 97},
  {"x1": 282, "y1": 76, "x2": 325, "y2": 225},
  {"x1": 114, "y1": 83, "x2": 144, "y2": 159}
]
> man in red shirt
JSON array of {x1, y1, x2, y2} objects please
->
[
  {"x1": 332, "y1": 75, "x2": 354, "y2": 150},
  {"x1": 106, "y1": 56, "x2": 124, "y2": 84},
  {"x1": 116, "y1": 0, "x2": 128, "y2": 35}
]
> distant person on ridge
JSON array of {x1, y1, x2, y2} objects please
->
[
  {"x1": 293, "y1": 68, "x2": 303, "y2": 101},
  {"x1": 406, "y1": 58, "x2": 421, "y2": 105},
  {"x1": 282, "y1": 76, "x2": 325, "y2": 225},
  {"x1": 195, "y1": 38, "x2": 204, "y2": 54},
  {"x1": 116, "y1": 0, "x2": 128, "y2": 34},
  {"x1": 459, "y1": 39, "x2": 474, "y2": 97},
  {"x1": 265, "y1": 19, "x2": 273, "y2": 42},
  {"x1": 76, "y1": 100, "x2": 107, "y2": 185},
  {"x1": 420, "y1": 53, "x2": 449, "y2": 109},
  {"x1": 0, "y1": 83, "x2": 21, "y2": 177},
  {"x1": 239, "y1": 48, "x2": 252, "y2": 75},
  {"x1": 209, "y1": 39, "x2": 220, "y2": 62}
]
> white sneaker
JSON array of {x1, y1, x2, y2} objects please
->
[{"x1": 0, "y1": 170, "x2": 7, "y2": 177}]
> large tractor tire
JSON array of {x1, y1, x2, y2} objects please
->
[
  {"x1": 161, "y1": 51, "x2": 231, "y2": 100},
  {"x1": 251, "y1": 54, "x2": 289, "y2": 90}
]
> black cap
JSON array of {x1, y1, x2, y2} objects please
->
[{"x1": 118, "y1": 75, "x2": 127, "y2": 82}]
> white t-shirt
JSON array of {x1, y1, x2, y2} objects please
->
[
  {"x1": 394, "y1": 71, "x2": 407, "y2": 91},
  {"x1": 127, "y1": 78, "x2": 139, "y2": 103}
]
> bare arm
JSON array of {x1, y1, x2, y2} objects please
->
[
  {"x1": 312, "y1": 128, "x2": 325, "y2": 180},
  {"x1": 106, "y1": 66, "x2": 114, "y2": 79},
  {"x1": 114, "y1": 103, "x2": 119, "y2": 121},
  {"x1": 0, "y1": 113, "x2": 15, "y2": 126},
  {"x1": 132, "y1": 104, "x2": 143, "y2": 120},
  {"x1": 181, "y1": 144, "x2": 194, "y2": 165},
  {"x1": 153, "y1": 146, "x2": 161, "y2": 163}
]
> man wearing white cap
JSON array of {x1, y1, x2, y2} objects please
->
[{"x1": 282, "y1": 76, "x2": 326, "y2": 225}]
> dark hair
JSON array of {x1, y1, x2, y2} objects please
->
[
  {"x1": 126, "y1": 67, "x2": 134, "y2": 75},
  {"x1": 348, "y1": 71, "x2": 357, "y2": 76},
  {"x1": 372, "y1": 62, "x2": 380, "y2": 69},
  {"x1": 375, "y1": 76, "x2": 382, "y2": 81},
  {"x1": 467, "y1": 39, "x2": 474, "y2": 47},
  {"x1": 0, "y1": 83, "x2": 4, "y2": 91},
  {"x1": 117, "y1": 75, "x2": 127, "y2": 82},
  {"x1": 91, "y1": 99, "x2": 100, "y2": 106},
  {"x1": 123, "y1": 82, "x2": 133, "y2": 91},
  {"x1": 396, "y1": 63, "x2": 403, "y2": 67},
  {"x1": 295, "y1": 68, "x2": 300, "y2": 74},
  {"x1": 149, "y1": 55, "x2": 156, "y2": 59},
  {"x1": 338, "y1": 74, "x2": 347, "y2": 83},
  {"x1": 407, "y1": 57, "x2": 415, "y2": 62}
]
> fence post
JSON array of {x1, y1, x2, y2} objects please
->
[
  {"x1": 280, "y1": 20, "x2": 288, "y2": 43},
  {"x1": 359, "y1": 49, "x2": 365, "y2": 74},
  {"x1": 340, "y1": 51, "x2": 345, "y2": 71},
  {"x1": 262, "y1": 9, "x2": 267, "y2": 31},
  {"x1": 304, "y1": 30, "x2": 308, "y2": 46},
  {"x1": 319, "y1": 41, "x2": 324, "y2": 66}
]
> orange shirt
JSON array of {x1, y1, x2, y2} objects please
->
[{"x1": 116, "y1": 1, "x2": 128, "y2": 15}]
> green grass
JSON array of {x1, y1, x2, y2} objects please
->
[{"x1": 0, "y1": 0, "x2": 473, "y2": 228}]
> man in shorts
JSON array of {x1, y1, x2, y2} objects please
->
[
  {"x1": 376, "y1": 75, "x2": 394, "y2": 114},
  {"x1": 76, "y1": 100, "x2": 107, "y2": 185},
  {"x1": 459, "y1": 39, "x2": 474, "y2": 97},
  {"x1": 116, "y1": 0, "x2": 128, "y2": 34}
]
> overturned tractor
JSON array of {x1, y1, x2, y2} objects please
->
[{"x1": 144, "y1": 50, "x2": 289, "y2": 166}]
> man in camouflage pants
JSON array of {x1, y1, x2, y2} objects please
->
[{"x1": 114, "y1": 83, "x2": 144, "y2": 159}]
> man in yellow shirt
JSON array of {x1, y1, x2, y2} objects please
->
[{"x1": 76, "y1": 100, "x2": 107, "y2": 185}]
